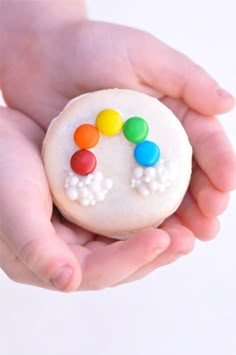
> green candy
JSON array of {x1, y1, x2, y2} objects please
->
[{"x1": 123, "y1": 117, "x2": 149, "y2": 143}]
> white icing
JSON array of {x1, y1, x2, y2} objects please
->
[
  {"x1": 103, "y1": 178, "x2": 113, "y2": 190},
  {"x1": 96, "y1": 191, "x2": 105, "y2": 201},
  {"x1": 131, "y1": 158, "x2": 177, "y2": 196},
  {"x1": 64, "y1": 171, "x2": 113, "y2": 206}
]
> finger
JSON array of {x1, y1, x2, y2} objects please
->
[
  {"x1": 129, "y1": 28, "x2": 235, "y2": 115},
  {"x1": 113, "y1": 218, "x2": 195, "y2": 286},
  {"x1": 52, "y1": 210, "x2": 95, "y2": 245},
  {"x1": 1, "y1": 197, "x2": 81, "y2": 292},
  {"x1": 0, "y1": 111, "x2": 82, "y2": 291},
  {"x1": 161, "y1": 98, "x2": 236, "y2": 192},
  {"x1": 182, "y1": 110, "x2": 236, "y2": 192},
  {"x1": 190, "y1": 162, "x2": 230, "y2": 217},
  {"x1": 176, "y1": 193, "x2": 220, "y2": 240},
  {"x1": 77, "y1": 229, "x2": 170, "y2": 290},
  {"x1": 0, "y1": 236, "x2": 51, "y2": 289}
]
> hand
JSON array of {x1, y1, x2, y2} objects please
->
[{"x1": 0, "y1": 20, "x2": 235, "y2": 291}]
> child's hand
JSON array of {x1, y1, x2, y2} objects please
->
[
  {"x1": 0, "y1": 18, "x2": 235, "y2": 291},
  {"x1": 0, "y1": 107, "x2": 176, "y2": 290},
  {"x1": 1, "y1": 20, "x2": 235, "y2": 128}
]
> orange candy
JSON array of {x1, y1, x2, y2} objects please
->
[{"x1": 74, "y1": 124, "x2": 99, "y2": 149}]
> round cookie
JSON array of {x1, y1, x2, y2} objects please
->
[{"x1": 42, "y1": 89, "x2": 192, "y2": 239}]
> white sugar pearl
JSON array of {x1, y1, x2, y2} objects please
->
[
  {"x1": 91, "y1": 200, "x2": 96, "y2": 206},
  {"x1": 65, "y1": 176, "x2": 70, "y2": 184},
  {"x1": 164, "y1": 160, "x2": 174, "y2": 169},
  {"x1": 159, "y1": 173, "x2": 168, "y2": 183},
  {"x1": 133, "y1": 167, "x2": 144, "y2": 179},
  {"x1": 66, "y1": 187, "x2": 78, "y2": 200},
  {"x1": 131, "y1": 178, "x2": 136, "y2": 188},
  {"x1": 79, "y1": 187, "x2": 90, "y2": 198},
  {"x1": 80, "y1": 198, "x2": 90, "y2": 206},
  {"x1": 69, "y1": 172, "x2": 74, "y2": 176},
  {"x1": 85, "y1": 174, "x2": 93, "y2": 184},
  {"x1": 90, "y1": 181, "x2": 101, "y2": 192},
  {"x1": 144, "y1": 176, "x2": 152, "y2": 183},
  {"x1": 78, "y1": 181, "x2": 84, "y2": 188},
  {"x1": 69, "y1": 175, "x2": 79, "y2": 187},
  {"x1": 95, "y1": 191, "x2": 105, "y2": 201},
  {"x1": 148, "y1": 180, "x2": 159, "y2": 192},
  {"x1": 138, "y1": 185, "x2": 150, "y2": 197},
  {"x1": 156, "y1": 165, "x2": 164, "y2": 175},
  {"x1": 136, "y1": 180, "x2": 141, "y2": 186},
  {"x1": 145, "y1": 167, "x2": 156, "y2": 178},
  {"x1": 103, "y1": 178, "x2": 113, "y2": 190},
  {"x1": 94, "y1": 171, "x2": 103, "y2": 181}
]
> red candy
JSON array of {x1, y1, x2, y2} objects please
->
[{"x1": 70, "y1": 149, "x2": 97, "y2": 176}]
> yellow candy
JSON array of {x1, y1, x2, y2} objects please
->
[{"x1": 96, "y1": 109, "x2": 123, "y2": 136}]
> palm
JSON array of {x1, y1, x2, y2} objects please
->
[{"x1": 1, "y1": 20, "x2": 235, "y2": 290}]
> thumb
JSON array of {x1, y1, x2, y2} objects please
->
[
  {"x1": 0, "y1": 204, "x2": 82, "y2": 292},
  {"x1": 0, "y1": 206, "x2": 81, "y2": 291},
  {"x1": 0, "y1": 108, "x2": 81, "y2": 291},
  {"x1": 126, "y1": 27, "x2": 235, "y2": 116}
]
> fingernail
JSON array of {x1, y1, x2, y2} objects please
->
[
  {"x1": 217, "y1": 87, "x2": 235, "y2": 100},
  {"x1": 52, "y1": 266, "x2": 73, "y2": 291}
]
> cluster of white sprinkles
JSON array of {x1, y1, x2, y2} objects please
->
[
  {"x1": 64, "y1": 171, "x2": 113, "y2": 206},
  {"x1": 130, "y1": 158, "x2": 177, "y2": 197}
]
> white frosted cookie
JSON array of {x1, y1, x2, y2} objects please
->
[{"x1": 42, "y1": 89, "x2": 192, "y2": 239}]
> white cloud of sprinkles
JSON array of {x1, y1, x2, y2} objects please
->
[
  {"x1": 64, "y1": 171, "x2": 113, "y2": 206},
  {"x1": 130, "y1": 158, "x2": 178, "y2": 197},
  {"x1": 64, "y1": 158, "x2": 177, "y2": 207}
]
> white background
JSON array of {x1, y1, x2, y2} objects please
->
[{"x1": 1, "y1": 1, "x2": 236, "y2": 354}]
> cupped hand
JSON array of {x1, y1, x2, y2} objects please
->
[{"x1": 0, "y1": 21, "x2": 235, "y2": 291}]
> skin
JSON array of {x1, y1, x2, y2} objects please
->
[{"x1": 0, "y1": 2, "x2": 236, "y2": 291}]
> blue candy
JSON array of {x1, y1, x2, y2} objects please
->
[{"x1": 134, "y1": 141, "x2": 160, "y2": 167}]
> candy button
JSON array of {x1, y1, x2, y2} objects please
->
[
  {"x1": 96, "y1": 109, "x2": 123, "y2": 136},
  {"x1": 70, "y1": 149, "x2": 97, "y2": 175},
  {"x1": 123, "y1": 117, "x2": 149, "y2": 143},
  {"x1": 134, "y1": 141, "x2": 160, "y2": 167},
  {"x1": 74, "y1": 124, "x2": 99, "y2": 149}
]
